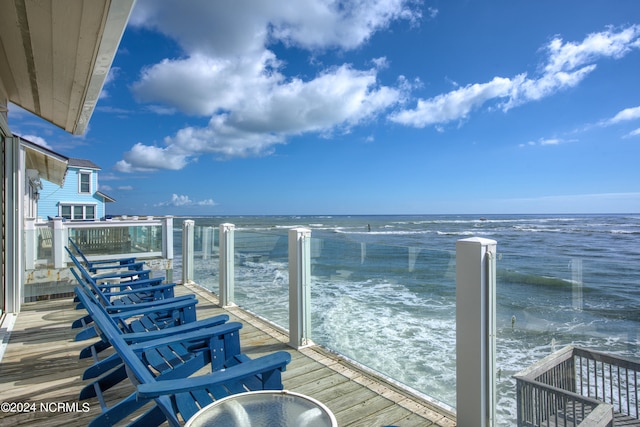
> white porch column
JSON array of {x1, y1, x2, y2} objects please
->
[
  {"x1": 219, "y1": 223, "x2": 235, "y2": 307},
  {"x1": 24, "y1": 218, "x2": 36, "y2": 271},
  {"x1": 3, "y1": 137, "x2": 23, "y2": 312},
  {"x1": 51, "y1": 217, "x2": 66, "y2": 268},
  {"x1": 182, "y1": 220, "x2": 194, "y2": 285},
  {"x1": 288, "y1": 227, "x2": 312, "y2": 349},
  {"x1": 456, "y1": 237, "x2": 498, "y2": 427}
]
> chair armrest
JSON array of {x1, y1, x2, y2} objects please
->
[
  {"x1": 121, "y1": 314, "x2": 230, "y2": 343},
  {"x1": 93, "y1": 270, "x2": 152, "y2": 280},
  {"x1": 128, "y1": 321, "x2": 244, "y2": 351},
  {"x1": 87, "y1": 257, "x2": 137, "y2": 267},
  {"x1": 136, "y1": 352, "x2": 291, "y2": 398},
  {"x1": 97, "y1": 277, "x2": 165, "y2": 291},
  {"x1": 105, "y1": 295, "x2": 196, "y2": 314},
  {"x1": 88, "y1": 262, "x2": 145, "y2": 273},
  {"x1": 102, "y1": 283, "x2": 176, "y2": 298}
]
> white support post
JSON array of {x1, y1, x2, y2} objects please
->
[
  {"x1": 4, "y1": 137, "x2": 22, "y2": 312},
  {"x1": 456, "y1": 237, "x2": 498, "y2": 427},
  {"x1": 182, "y1": 220, "x2": 194, "y2": 285},
  {"x1": 51, "y1": 217, "x2": 66, "y2": 268},
  {"x1": 24, "y1": 219, "x2": 36, "y2": 271},
  {"x1": 219, "y1": 223, "x2": 235, "y2": 307},
  {"x1": 288, "y1": 227, "x2": 312, "y2": 349}
]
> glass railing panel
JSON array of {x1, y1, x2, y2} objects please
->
[
  {"x1": 192, "y1": 225, "x2": 219, "y2": 291},
  {"x1": 233, "y1": 230, "x2": 290, "y2": 327},
  {"x1": 309, "y1": 237, "x2": 457, "y2": 408},
  {"x1": 128, "y1": 225, "x2": 163, "y2": 253},
  {"x1": 35, "y1": 224, "x2": 53, "y2": 262},
  {"x1": 68, "y1": 224, "x2": 163, "y2": 256},
  {"x1": 495, "y1": 253, "x2": 640, "y2": 426}
]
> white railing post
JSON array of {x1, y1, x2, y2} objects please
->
[
  {"x1": 219, "y1": 223, "x2": 235, "y2": 307},
  {"x1": 51, "y1": 217, "x2": 66, "y2": 268},
  {"x1": 456, "y1": 237, "x2": 498, "y2": 427},
  {"x1": 163, "y1": 216, "x2": 174, "y2": 260},
  {"x1": 288, "y1": 227, "x2": 312, "y2": 349},
  {"x1": 182, "y1": 220, "x2": 194, "y2": 285},
  {"x1": 24, "y1": 218, "x2": 36, "y2": 270}
]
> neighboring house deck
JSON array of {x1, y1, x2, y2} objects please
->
[
  {"x1": 514, "y1": 345, "x2": 640, "y2": 426},
  {"x1": 0, "y1": 284, "x2": 457, "y2": 427}
]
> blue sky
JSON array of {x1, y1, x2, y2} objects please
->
[{"x1": 9, "y1": 0, "x2": 640, "y2": 215}]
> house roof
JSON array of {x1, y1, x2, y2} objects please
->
[
  {"x1": 96, "y1": 190, "x2": 116, "y2": 203},
  {"x1": 0, "y1": 0, "x2": 135, "y2": 135},
  {"x1": 69, "y1": 158, "x2": 101, "y2": 170},
  {"x1": 19, "y1": 136, "x2": 68, "y2": 186}
]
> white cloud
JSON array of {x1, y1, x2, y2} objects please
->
[
  {"x1": 99, "y1": 67, "x2": 120, "y2": 99},
  {"x1": 391, "y1": 24, "x2": 640, "y2": 127},
  {"x1": 19, "y1": 134, "x2": 52, "y2": 150},
  {"x1": 118, "y1": 185, "x2": 134, "y2": 191},
  {"x1": 154, "y1": 193, "x2": 217, "y2": 207},
  {"x1": 606, "y1": 106, "x2": 640, "y2": 125},
  {"x1": 115, "y1": 143, "x2": 190, "y2": 172},
  {"x1": 389, "y1": 76, "x2": 517, "y2": 127},
  {"x1": 121, "y1": 4, "x2": 640, "y2": 171},
  {"x1": 519, "y1": 137, "x2": 563, "y2": 148},
  {"x1": 539, "y1": 138, "x2": 562, "y2": 146},
  {"x1": 119, "y1": 0, "x2": 416, "y2": 170},
  {"x1": 623, "y1": 128, "x2": 640, "y2": 138},
  {"x1": 130, "y1": 0, "x2": 421, "y2": 54}
]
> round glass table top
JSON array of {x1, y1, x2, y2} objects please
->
[{"x1": 185, "y1": 390, "x2": 337, "y2": 427}]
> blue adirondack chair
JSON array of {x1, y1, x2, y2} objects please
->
[
  {"x1": 69, "y1": 237, "x2": 140, "y2": 273},
  {"x1": 70, "y1": 266, "x2": 200, "y2": 358},
  {"x1": 69, "y1": 259, "x2": 193, "y2": 354},
  {"x1": 67, "y1": 244, "x2": 155, "y2": 282},
  {"x1": 68, "y1": 249, "x2": 175, "y2": 306},
  {"x1": 73, "y1": 285, "x2": 235, "y2": 406},
  {"x1": 75, "y1": 286, "x2": 291, "y2": 427}
]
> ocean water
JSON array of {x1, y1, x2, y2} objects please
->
[{"x1": 173, "y1": 214, "x2": 640, "y2": 425}]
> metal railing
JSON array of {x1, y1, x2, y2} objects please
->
[
  {"x1": 573, "y1": 347, "x2": 640, "y2": 419},
  {"x1": 515, "y1": 345, "x2": 640, "y2": 426}
]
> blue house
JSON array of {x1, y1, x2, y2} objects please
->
[{"x1": 38, "y1": 158, "x2": 115, "y2": 221}]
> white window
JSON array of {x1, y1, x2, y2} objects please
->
[
  {"x1": 60, "y1": 204, "x2": 96, "y2": 220},
  {"x1": 79, "y1": 171, "x2": 91, "y2": 194}
]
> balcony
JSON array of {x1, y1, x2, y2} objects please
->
[
  {"x1": 12, "y1": 216, "x2": 640, "y2": 425},
  {"x1": 514, "y1": 345, "x2": 640, "y2": 426}
]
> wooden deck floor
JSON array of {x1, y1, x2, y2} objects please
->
[{"x1": 0, "y1": 284, "x2": 457, "y2": 426}]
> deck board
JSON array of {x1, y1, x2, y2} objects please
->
[{"x1": 0, "y1": 284, "x2": 457, "y2": 426}]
